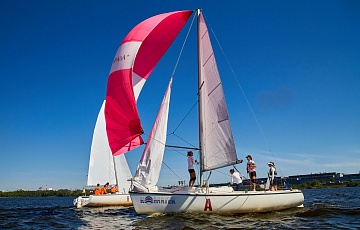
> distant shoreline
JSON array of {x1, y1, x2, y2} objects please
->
[
  {"x1": 1, "y1": 182, "x2": 359, "y2": 197},
  {"x1": 0, "y1": 189, "x2": 82, "y2": 198}
]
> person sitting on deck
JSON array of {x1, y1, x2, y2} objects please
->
[
  {"x1": 94, "y1": 184, "x2": 101, "y2": 195},
  {"x1": 101, "y1": 182, "x2": 109, "y2": 194},
  {"x1": 110, "y1": 185, "x2": 118, "y2": 193}
]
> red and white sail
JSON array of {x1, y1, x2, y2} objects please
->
[
  {"x1": 105, "y1": 10, "x2": 193, "y2": 156},
  {"x1": 87, "y1": 100, "x2": 132, "y2": 192}
]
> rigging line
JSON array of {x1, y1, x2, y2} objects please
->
[
  {"x1": 204, "y1": 13, "x2": 285, "y2": 177},
  {"x1": 205, "y1": 18, "x2": 279, "y2": 166},
  {"x1": 170, "y1": 132, "x2": 198, "y2": 149},
  {"x1": 143, "y1": 135, "x2": 244, "y2": 183},
  {"x1": 233, "y1": 165, "x2": 248, "y2": 180},
  {"x1": 209, "y1": 26, "x2": 272, "y2": 153},
  {"x1": 162, "y1": 161, "x2": 183, "y2": 181},
  {"x1": 140, "y1": 132, "x2": 185, "y2": 180},
  {"x1": 171, "y1": 10, "x2": 196, "y2": 78},
  {"x1": 142, "y1": 132, "x2": 191, "y2": 158},
  {"x1": 170, "y1": 100, "x2": 198, "y2": 134},
  {"x1": 146, "y1": 131, "x2": 229, "y2": 177}
]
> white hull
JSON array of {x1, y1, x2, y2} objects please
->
[
  {"x1": 129, "y1": 187, "x2": 304, "y2": 214},
  {"x1": 75, "y1": 193, "x2": 132, "y2": 208}
]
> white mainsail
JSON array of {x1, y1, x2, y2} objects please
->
[
  {"x1": 87, "y1": 100, "x2": 132, "y2": 192},
  {"x1": 134, "y1": 79, "x2": 172, "y2": 190},
  {"x1": 198, "y1": 13, "x2": 237, "y2": 172}
]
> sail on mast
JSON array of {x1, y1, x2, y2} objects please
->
[
  {"x1": 105, "y1": 11, "x2": 193, "y2": 156},
  {"x1": 134, "y1": 79, "x2": 173, "y2": 190},
  {"x1": 87, "y1": 100, "x2": 132, "y2": 189},
  {"x1": 198, "y1": 11, "x2": 238, "y2": 174}
]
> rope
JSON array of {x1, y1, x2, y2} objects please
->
[
  {"x1": 204, "y1": 13, "x2": 286, "y2": 177},
  {"x1": 171, "y1": 10, "x2": 196, "y2": 78},
  {"x1": 169, "y1": 100, "x2": 198, "y2": 135},
  {"x1": 162, "y1": 161, "x2": 183, "y2": 181}
]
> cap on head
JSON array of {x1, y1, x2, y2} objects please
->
[
  {"x1": 267, "y1": 162, "x2": 274, "y2": 166},
  {"x1": 246, "y1": 155, "x2": 252, "y2": 160}
]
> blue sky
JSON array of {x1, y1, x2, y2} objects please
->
[{"x1": 1, "y1": 1, "x2": 359, "y2": 191}]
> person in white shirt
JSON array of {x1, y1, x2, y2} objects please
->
[
  {"x1": 229, "y1": 169, "x2": 242, "y2": 191},
  {"x1": 187, "y1": 151, "x2": 198, "y2": 187},
  {"x1": 267, "y1": 162, "x2": 277, "y2": 191}
]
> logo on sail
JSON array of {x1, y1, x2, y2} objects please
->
[{"x1": 113, "y1": 54, "x2": 130, "y2": 63}]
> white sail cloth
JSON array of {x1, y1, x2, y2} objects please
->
[
  {"x1": 87, "y1": 100, "x2": 132, "y2": 193},
  {"x1": 134, "y1": 79, "x2": 172, "y2": 190},
  {"x1": 198, "y1": 13, "x2": 237, "y2": 171}
]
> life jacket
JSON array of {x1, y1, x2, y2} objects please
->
[
  {"x1": 94, "y1": 186, "x2": 101, "y2": 195},
  {"x1": 110, "y1": 186, "x2": 118, "y2": 193}
]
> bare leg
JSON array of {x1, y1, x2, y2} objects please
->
[{"x1": 252, "y1": 176, "x2": 256, "y2": 191}]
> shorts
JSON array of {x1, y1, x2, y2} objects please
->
[
  {"x1": 270, "y1": 179, "x2": 277, "y2": 186},
  {"x1": 249, "y1": 171, "x2": 256, "y2": 183},
  {"x1": 188, "y1": 169, "x2": 196, "y2": 181}
]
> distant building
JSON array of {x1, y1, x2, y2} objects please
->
[{"x1": 262, "y1": 172, "x2": 360, "y2": 185}]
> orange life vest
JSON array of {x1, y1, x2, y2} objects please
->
[
  {"x1": 110, "y1": 186, "x2": 118, "y2": 193},
  {"x1": 94, "y1": 186, "x2": 101, "y2": 195}
]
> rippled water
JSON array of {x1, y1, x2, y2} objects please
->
[{"x1": 0, "y1": 187, "x2": 359, "y2": 229}]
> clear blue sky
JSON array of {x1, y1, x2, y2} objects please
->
[{"x1": 1, "y1": 1, "x2": 359, "y2": 191}]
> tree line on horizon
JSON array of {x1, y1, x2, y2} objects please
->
[
  {"x1": 0, "y1": 180, "x2": 359, "y2": 197},
  {"x1": 0, "y1": 189, "x2": 83, "y2": 197}
]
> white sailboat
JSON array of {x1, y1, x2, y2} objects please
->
[
  {"x1": 74, "y1": 101, "x2": 132, "y2": 208},
  {"x1": 104, "y1": 9, "x2": 304, "y2": 214}
]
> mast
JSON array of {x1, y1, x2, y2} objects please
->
[
  {"x1": 112, "y1": 156, "x2": 119, "y2": 186},
  {"x1": 196, "y1": 8, "x2": 204, "y2": 187}
]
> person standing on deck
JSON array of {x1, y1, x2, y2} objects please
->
[
  {"x1": 268, "y1": 162, "x2": 277, "y2": 191},
  {"x1": 187, "y1": 151, "x2": 198, "y2": 187},
  {"x1": 246, "y1": 155, "x2": 257, "y2": 191}
]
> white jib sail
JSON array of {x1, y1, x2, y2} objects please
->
[
  {"x1": 87, "y1": 100, "x2": 132, "y2": 192},
  {"x1": 198, "y1": 14, "x2": 237, "y2": 171},
  {"x1": 134, "y1": 79, "x2": 172, "y2": 189}
]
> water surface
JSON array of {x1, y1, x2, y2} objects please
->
[{"x1": 0, "y1": 187, "x2": 359, "y2": 229}]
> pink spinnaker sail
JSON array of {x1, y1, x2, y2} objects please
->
[{"x1": 105, "y1": 10, "x2": 192, "y2": 156}]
